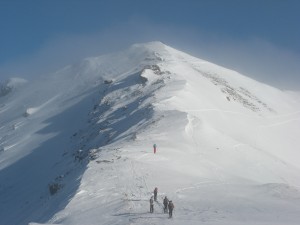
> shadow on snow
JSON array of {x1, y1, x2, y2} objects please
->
[{"x1": 0, "y1": 70, "x2": 159, "y2": 225}]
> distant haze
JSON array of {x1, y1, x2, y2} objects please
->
[
  {"x1": 1, "y1": 24, "x2": 299, "y2": 91},
  {"x1": 0, "y1": 1, "x2": 299, "y2": 90}
]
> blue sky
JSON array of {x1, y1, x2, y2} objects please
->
[{"x1": 0, "y1": 0, "x2": 299, "y2": 89}]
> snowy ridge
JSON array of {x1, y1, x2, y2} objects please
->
[{"x1": 1, "y1": 42, "x2": 300, "y2": 225}]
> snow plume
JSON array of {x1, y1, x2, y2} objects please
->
[{"x1": 1, "y1": 21, "x2": 299, "y2": 90}]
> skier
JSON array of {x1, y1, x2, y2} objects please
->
[
  {"x1": 163, "y1": 196, "x2": 169, "y2": 213},
  {"x1": 154, "y1": 187, "x2": 158, "y2": 201},
  {"x1": 150, "y1": 196, "x2": 154, "y2": 213},
  {"x1": 153, "y1": 143, "x2": 157, "y2": 154},
  {"x1": 168, "y1": 200, "x2": 174, "y2": 218}
]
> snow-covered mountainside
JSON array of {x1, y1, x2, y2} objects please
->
[{"x1": 1, "y1": 42, "x2": 300, "y2": 225}]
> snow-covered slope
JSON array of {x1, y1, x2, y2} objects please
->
[{"x1": 1, "y1": 42, "x2": 300, "y2": 225}]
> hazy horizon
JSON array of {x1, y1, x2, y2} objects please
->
[{"x1": 1, "y1": 0, "x2": 299, "y2": 90}]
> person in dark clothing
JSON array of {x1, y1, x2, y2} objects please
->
[
  {"x1": 163, "y1": 196, "x2": 169, "y2": 213},
  {"x1": 150, "y1": 196, "x2": 154, "y2": 213},
  {"x1": 154, "y1": 187, "x2": 158, "y2": 201},
  {"x1": 168, "y1": 200, "x2": 174, "y2": 218}
]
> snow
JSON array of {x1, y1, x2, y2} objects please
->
[{"x1": 1, "y1": 41, "x2": 300, "y2": 225}]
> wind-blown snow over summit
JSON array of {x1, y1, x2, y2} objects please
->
[{"x1": 1, "y1": 41, "x2": 300, "y2": 225}]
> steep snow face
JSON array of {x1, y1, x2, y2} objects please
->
[
  {"x1": 1, "y1": 42, "x2": 300, "y2": 225},
  {"x1": 151, "y1": 47, "x2": 300, "y2": 172}
]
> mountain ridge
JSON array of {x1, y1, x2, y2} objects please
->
[{"x1": 1, "y1": 42, "x2": 300, "y2": 225}]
